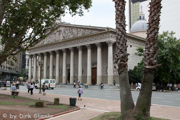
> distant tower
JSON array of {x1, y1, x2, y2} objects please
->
[
  {"x1": 131, "y1": 1, "x2": 140, "y2": 27},
  {"x1": 130, "y1": 6, "x2": 148, "y2": 38}
]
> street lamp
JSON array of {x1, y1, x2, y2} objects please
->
[{"x1": 38, "y1": 60, "x2": 43, "y2": 94}]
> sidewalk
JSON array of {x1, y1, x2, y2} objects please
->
[{"x1": 0, "y1": 89, "x2": 180, "y2": 120}]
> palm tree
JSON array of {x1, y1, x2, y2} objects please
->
[{"x1": 113, "y1": 0, "x2": 162, "y2": 119}]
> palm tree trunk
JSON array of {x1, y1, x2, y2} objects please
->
[
  {"x1": 114, "y1": 0, "x2": 134, "y2": 116},
  {"x1": 134, "y1": 0, "x2": 162, "y2": 119}
]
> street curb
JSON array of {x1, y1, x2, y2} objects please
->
[{"x1": 36, "y1": 107, "x2": 80, "y2": 120}]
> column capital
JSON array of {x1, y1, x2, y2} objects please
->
[
  {"x1": 62, "y1": 49, "x2": 66, "y2": 52},
  {"x1": 86, "y1": 44, "x2": 91, "y2": 49},
  {"x1": 106, "y1": 41, "x2": 114, "y2": 46},
  {"x1": 95, "y1": 42, "x2": 101, "y2": 47},
  {"x1": 55, "y1": 50, "x2": 60, "y2": 54},
  {"x1": 33, "y1": 54, "x2": 37, "y2": 57},
  {"x1": 49, "y1": 51, "x2": 53, "y2": 54},
  {"x1": 43, "y1": 52, "x2": 47, "y2": 55},
  {"x1": 69, "y1": 47, "x2": 74, "y2": 52},
  {"x1": 28, "y1": 55, "x2": 32, "y2": 58},
  {"x1": 77, "y1": 46, "x2": 82, "y2": 50},
  {"x1": 38, "y1": 53, "x2": 42, "y2": 57}
]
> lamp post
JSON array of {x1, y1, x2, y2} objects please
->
[{"x1": 38, "y1": 60, "x2": 43, "y2": 94}]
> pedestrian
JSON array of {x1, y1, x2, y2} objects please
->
[
  {"x1": 100, "y1": 83, "x2": 104, "y2": 89},
  {"x1": 113, "y1": 80, "x2": 116, "y2": 86},
  {"x1": 74, "y1": 81, "x2": 76, "y2": 88},
  {"x1": 30, "y1": 83, "x2": 34, "y2": 95},
  {"x1": 170, "y1": 83, "x2": 173, "y2": 91},
  {"x1": 42, "y1": 83, "x2": 46, "y2": 95},
  {"x1": 11, "y1": 83, "x2": 16, "y2": 91},
  {"x1": 67, "y1": 81, "x2": 69, "y2": 85},
  {"x1": 77, "y1": 85, "x2": 83, "y2": 100}
]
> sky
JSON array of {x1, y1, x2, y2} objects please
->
[
  {"x1": 62, "y1": 0, "x2": 180, "y2": 39},
  {"x1": 62, "y1": 0, "x2": 130, "y2": 32}
]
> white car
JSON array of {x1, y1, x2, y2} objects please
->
[
  {"x1": 35, "y1": 79, "x2": 56, "y2": 89},
  {"x1": 136, "y1": 83, "x2": 141, "y2": 90},
  {"x1": 136, "y1": 83, "x2": 156, "y2": 91}
]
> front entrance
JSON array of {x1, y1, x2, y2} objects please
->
[
  {"x1": 68, "y1": 69, "x2": 70, "y2": 82},
  {"x1": 92, "y1": 68, "x2": 97, "y2": 85}
]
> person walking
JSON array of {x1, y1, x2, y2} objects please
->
[
  {"x1": 77, "y1": 86, "x2": 83, "y2": 100},
  {"x1": 74, "y1": 81, "x2": 76, "y2": 88},
  {"x1": 113, "y1": 80, "x2": 116, "y2": 86},
  {"x1": 100, "y1": 83, "x2": 104, "y2": 89},
  {"x1": 42, "y1": 83, "x2": 46, "y2": 95},
  {"x1": 30, "y1": 83, "x2": 34, "y2": 95}
]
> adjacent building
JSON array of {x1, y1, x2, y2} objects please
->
[
  {"x1": 130, "y1": 0, "x2": 180, "y2": 39},
  {"x1": 0, "y1": 52, "x2": 25, "y2": 81}
]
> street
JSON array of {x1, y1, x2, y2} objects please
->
[{"x1": 18, "y1": 85, "x2": 180, "y2": 108}]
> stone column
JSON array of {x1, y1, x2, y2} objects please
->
[
  {"x1": 49, "y1": 51, "x2": 53, "y2": 79},
  {"x1": 62, "y1": 49, "x2": 67, "y2": 84},
  {"x1": 28, "y1": 55, "x2": 32, "y2": 82},
  {"x1": 70, "y1": 48, "x2": 74, "y2": 84},
  {"x1": 38, "y1": 54, "x2": 42, "y2": 80},
  {"x1": 96, "y1": 43, "x2": 102, "y2": 85},
  {"x1": 107, "y1": 41, "x2": 114, "y2": 85},
  {"x1": 78, "y1": 46, "x2": 82, "y2": 83},
  {"x1": 86, "y1": 45, "x2": 91, "y2": 85},
  {"x1": 26, "y1": 57, "x2": 28, "y2": 69},
  {"x1": 55, "y1": 50, "x2": 60, "y2": 84},
  {"x1": 33, "y1": 54, "x2": 37, "y2": 82},
  {"x1": 43, "y1": 52, "x2": 47, "y2": 79}
]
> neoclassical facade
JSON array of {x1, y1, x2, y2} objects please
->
[{"x1": 28, "y1": 23, "x2": 145, "y2": 85}]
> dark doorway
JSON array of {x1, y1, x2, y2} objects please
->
[
  {"x1": 92, "y1": 68, "x2": 97, "y2": 85},
  {"x1": 68, "y1": 69, "x2": 70, "y2": 81}
]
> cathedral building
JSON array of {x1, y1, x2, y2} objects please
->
[{"x1": 28, "y1": 23, "x2": 145, "y2": 85}]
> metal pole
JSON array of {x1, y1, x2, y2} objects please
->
[{"x1": 39, "y1": 65, "x2": 42, "y2": 94}]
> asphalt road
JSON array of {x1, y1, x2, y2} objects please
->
[{"x1": 17, "y1": 85, "x2": 180, "y2": 108}]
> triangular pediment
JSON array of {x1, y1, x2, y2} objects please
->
[{"x1": 34, "y1": 24, "x2": 105, "y2": 47}]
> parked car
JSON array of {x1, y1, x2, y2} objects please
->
[
  {"x1": 136, "y1": 83, "x2": 156, "y2": 91},
  {"x1": 136, "y1": 83, "x2": 141, "y2": 90},
  {"x1": 35, "y1": 79, "x2": 56, "y2": 89}
]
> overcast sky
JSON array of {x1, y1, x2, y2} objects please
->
[
  {"x1": 62, "y1": 0, "x2": 130, "y2": 32},
  {"x1": 62, "y1": 0, "x2": 180, "y2": 39}
]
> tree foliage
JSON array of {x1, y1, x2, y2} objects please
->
[
  {"x1": 155, "y1": 31, "x2": 180, "y2": 84},
  {"x1": 133, "y1": 31, "x2": 180, "y2": 84},
  {"x1": 0, "y1": 0, "x2": 92, "y2": 65}
]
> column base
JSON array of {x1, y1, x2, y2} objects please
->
[
  {"x1": 108, "y1": 75, "x2": 113, "y2": 85},
  {"x1": 43, "y1": 76, "x2": 47, "y2": 79},
  {"x1": 70, "y1": 76, "x2": 74, "y2": 84},
  {"x1": 97, "y1": 75, "x2": 102, "y2": 85},
  {"x1": 33, "y1": 77, "x2": 37, "y2": 82},
  {"x1": 87, "y1": 76, "x2": 91, "y2": 85},
  {"x1": 28, "y1": 77, "x2": 31, "y2": 82},
  {"x1": 50, "y1": 76, "x2": 53, "y2": 79},
  {"x1": 78, "y1": 76, "x2": 82, "y2": 83},
  {"x1": 62, "y1": 76, "x2": 67, "y2": 84},
  {"x1": 56, "y1": 76, "x2": 59, "y2": 84}
]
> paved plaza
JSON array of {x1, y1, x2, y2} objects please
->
[{"x1": 0, "y1": 87, "x2": 180, "y2": 120}]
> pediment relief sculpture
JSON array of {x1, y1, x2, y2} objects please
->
[{"x1": 34, "y1": 26, "x2": 99, "y2": 47}]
